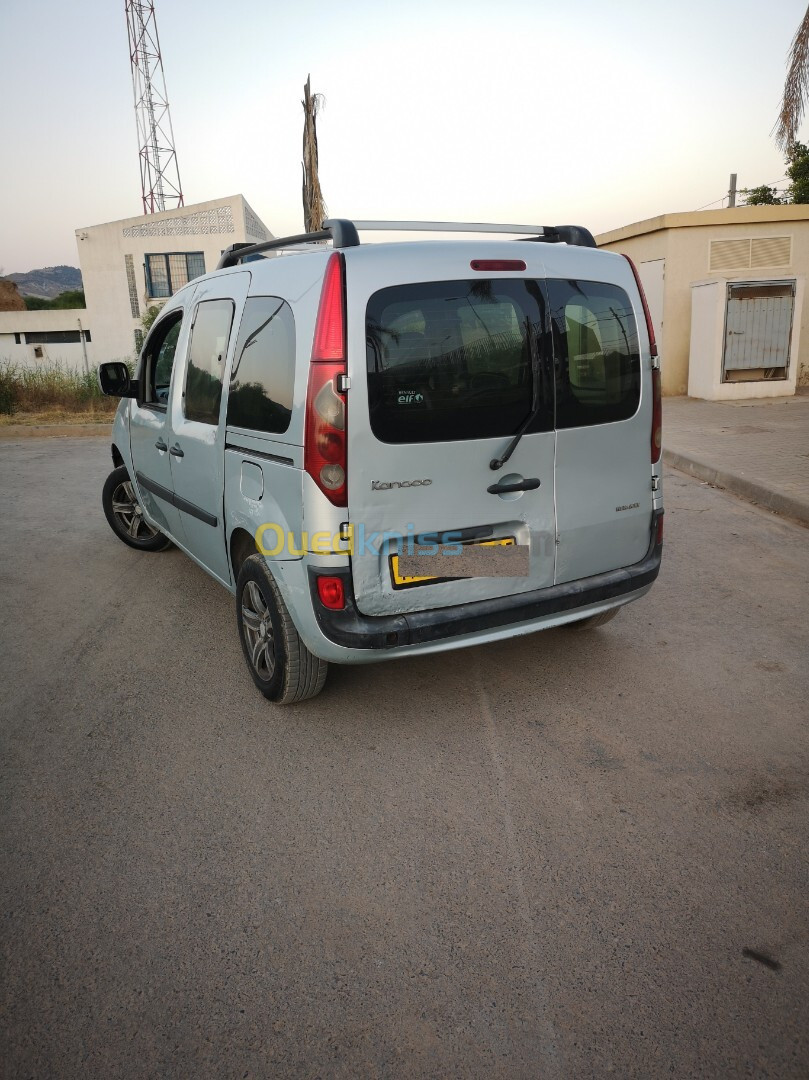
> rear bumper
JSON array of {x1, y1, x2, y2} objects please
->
[{"x1": 308, "y1": 511, "x2": 663, "y2": 652}]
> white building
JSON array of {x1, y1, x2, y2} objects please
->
[{"x1": 0, "y1": 194, "x2": 272, "y2": 370}]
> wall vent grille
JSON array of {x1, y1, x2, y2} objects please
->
[
  {"x1": 124, "y1": 254, "x2": 140, "y2": 318},
  {"x1": 122, "y1": 206, "x2": 234, "y2": 238},
  {"x1": 751, "y1": 236, "x2": 791, "y2": 268},
  {"x1": 709, "y1": 235, "x2": 791, "y2": 273}
]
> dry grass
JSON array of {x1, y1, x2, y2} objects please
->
[
  {"x1": 0, "y1": 409, "x2": 114, "y2": 427},
  {"x1": 0, "y1": 359, "x2": 120, "y2": 421}
]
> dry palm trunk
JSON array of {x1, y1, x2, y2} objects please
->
[{"x1": 302, "y1": 75, "x2": 327, "y2": 232}]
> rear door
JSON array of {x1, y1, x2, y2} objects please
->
[
  {"x1": 545, "y1": 252, "x2": 653, "y2": 583},
  {"x1": 346, "y1": 245, "x2": 557, "y2": 618},
  {"x1": 167, "y1": 271, "x2": 251, "y2": 585}
]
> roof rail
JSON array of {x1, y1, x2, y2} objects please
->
[
  {"x1": 342, "y1": 220, "x2": 596, "y2": 247},
  {"x1": 216, "y1": 217, "x2": 596, "y2": 269},
  {"x1": 216, "y1": 220, "x2": 361, "y2": 269}
]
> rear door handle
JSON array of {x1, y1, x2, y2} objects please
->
[
  {"x1": 487, "y1": 477, "x2": 541, "y2": 495},
  {"x1": 169, "y1": 444, "x2": 184, "y2": 458},
  {"x1": 155, "y1": 438, "x2": 168, "y2": 452}
]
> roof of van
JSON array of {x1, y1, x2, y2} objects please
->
[{"x1": 216, "y1": 219, "x2": 598, "y2": 271}]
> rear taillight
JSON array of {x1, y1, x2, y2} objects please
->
[
  {"x1": 623, "y1": 254, "x2": 662, "y2": 464},
  {"x1": 651, "y1": 366, "x2": 662, "y2": 464},
  {"x1": 305, "y1": 253, "x2": 347, "y2": 506},
  {"x1": 316, "y1": 575, "x2": 346, "y2": 610}
]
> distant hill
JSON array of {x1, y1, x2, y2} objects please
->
[{"x1": 6, "y1": 265, "x2": 83, "y2": 299}]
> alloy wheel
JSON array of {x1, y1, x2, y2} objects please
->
[
  {"x1": 111, "y1": 480, "x2": 159, "y2": 541},
  {"x1": 241, "y1": 579, "x2": 276, "y2": 680}
]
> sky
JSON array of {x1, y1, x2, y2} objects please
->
[{"x1": 1, "y1": 0, "x2": 807, "y2": 272}]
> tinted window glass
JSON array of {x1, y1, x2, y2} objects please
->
[
  {"x1": 227, "y1": 297, "x2": 295, "y2": 434},
  {"x1": 366, "y1": 280, "x2": 550, "y2": 443},
  {"x1": 548, "y1": 280, "x2": 640, "y2": 428},
  {"x1": 145, "y1": 315, "x2": 182, "y2": 406},
  {"x1": 184, "y1": 299, "x2": 235, "y2": 425}
]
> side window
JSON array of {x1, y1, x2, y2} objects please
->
[
  {"x1": 184, "y1": 298, "x2": 235, "y2": 425},
  {"x1": 547, "y1": 280, "x2": 641, "y2": 429},
  {"x1": 226, "y1": 297, "x2": 296, "y2": 435},
  {"x1": 143, "y1": 314, "x2": 183, "y2": 407}
]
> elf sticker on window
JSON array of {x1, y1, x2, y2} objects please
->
[{"x1": 397, "y1": 390, "x2": 424, "y2": 405}]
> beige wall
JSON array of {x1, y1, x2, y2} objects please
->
[{"x1": 597, "y1": 206, "x2": 809, "y2": 396}]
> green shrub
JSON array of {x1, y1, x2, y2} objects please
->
[{"x1": 23, "y1": 290, "x2": 86, "y2": 310}]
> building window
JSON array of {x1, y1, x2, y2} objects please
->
[
  {"x1": 125, "y1": 254, "x2": 140, "y2": 317},
  {"x1": 14, "y1": 333, "x2": 21, "y2": 344},
  {"x1": 24, "y1": 330, "x2": 85, "y2": 344},
  {"x1": 144, "y1": 252, "x2": 206, "y2": 298}
]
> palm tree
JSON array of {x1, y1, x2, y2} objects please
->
[{"x1": 775, "y1": 5, "x2": 809, "y2": 151}]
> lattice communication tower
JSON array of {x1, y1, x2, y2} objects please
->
[{"x1": 125, "y1": 0, "x2": 184, "y2": 214}]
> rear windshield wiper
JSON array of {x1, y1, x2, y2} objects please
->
[{"x1": 490, "y1": 318, "x2": 542, "y2": 471}]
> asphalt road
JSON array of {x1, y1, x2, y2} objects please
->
[{"x1": 1, "y1": 437, "x2": 807, "y2": 1079}]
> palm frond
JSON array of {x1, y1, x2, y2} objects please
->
[{"x1": 774, "y1": 5, "x2": 809, "y2": 151}]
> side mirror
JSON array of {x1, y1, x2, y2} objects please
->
[{"x1": 98, "y1": 361, "x2": 136, "y2": 398}]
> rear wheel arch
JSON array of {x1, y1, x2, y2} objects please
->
[
  {"x1": 230, "y1": 526, "x2": 259, "y2": 582},
  {"x1": 236, "y1": 553, "x2": 328, "y2": 704}
]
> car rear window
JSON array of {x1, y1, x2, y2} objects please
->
[
  {"x1": 547, "y1": 280, "x2": 641, "y2": 428},
  {"x1": 366, "y1": 279, "x2": 550, "y2": 443}
]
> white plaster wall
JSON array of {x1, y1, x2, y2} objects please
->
[
  {"x1": 0, "y1": 308, "x2": 91, "y2": 371},
  {"x1": 76, "y1": 195, "x2": 272, "y2": 366}
]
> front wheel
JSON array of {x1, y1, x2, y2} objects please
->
[
  {"x1": 102, "y1": 465, "x2": 171, "y2": 551},
  {"x1": 236, "y1": 554, "x2": 328, "y2": 705}
]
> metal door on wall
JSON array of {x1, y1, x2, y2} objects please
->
[{"x1": 722, "y1": 280, "x2": 795, "y2": 380}]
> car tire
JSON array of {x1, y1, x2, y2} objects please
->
[
  {"x1": 102, "y1": 465, "x2": 171, "y2": 552},
  {"x1": 236, "y1": 554, "x2": 329, "y2": 705},
  {"x1": 566, "y1": 606, "x2": 621, "y2": 631}
]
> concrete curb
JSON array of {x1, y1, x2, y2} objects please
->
[
  {"x1": 0, "y1": 423, "x2": 112, "y2": 440},
  {"x1": 664, "y1": 448, "x2": 809, "y2": 528}
]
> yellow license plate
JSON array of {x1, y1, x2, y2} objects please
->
[{"x1": 390, "y1": 537, "x2": 515, "y2": 588}]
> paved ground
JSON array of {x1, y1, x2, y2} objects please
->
[
  {"x1": 1, "y1": 437, "x2": 808, "y2": 1079},
  {"x1": 664, "y1": 394, "x2": 809, "y2": 526}
]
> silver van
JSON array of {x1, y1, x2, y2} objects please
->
[{"x1": 99, "y1": 219, "x2": 663, "y2": 704}]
